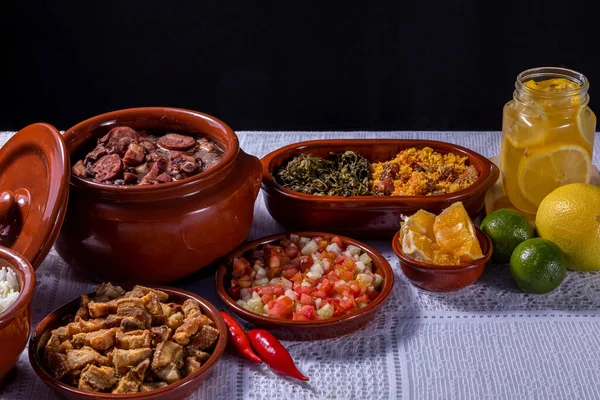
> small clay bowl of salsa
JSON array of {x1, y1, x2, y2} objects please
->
[
  {"x1": 392, "y1": 227, "x2": 493, "y2": 292},
  {"x1": 260, "y1": 139, "x2": 500, "y2": 238},
  {"x1": 215, "y1": 231, "x2": 394, "y2": 341},
  {"x1": 55, "y1": 107, "x2": 262, "y2": 284}
]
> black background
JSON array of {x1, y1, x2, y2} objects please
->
[{"x1": 2, "y1": 1, "x2": 599, "y2": 131}]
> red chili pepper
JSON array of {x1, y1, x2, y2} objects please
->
[
  {"x1": 247, "y1": 329, "x2": 309, "y2": 381},
  {"x1": 220, "y1": 311, "x2": 262, "y2": 363}
]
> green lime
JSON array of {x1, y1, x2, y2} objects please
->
[
  {"x1": 480, "y1": 208, "x2": 535, "y2": 263},
  {"x1": 509, "y1": 238, "x2": 567, "y2": 294}
]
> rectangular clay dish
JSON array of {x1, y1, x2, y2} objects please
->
[{"x1": 260, "y1": 139, "x2": 499, "y2": 238}]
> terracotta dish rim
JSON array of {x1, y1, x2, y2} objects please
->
[
  {"x1": 64, "y1": 107, "x2": 240, "y2": 197},
  {"x1": 261, "y1": 138, "x2": 499, "y2": 205},
  {"x1": 391, "y1": 227, "x2": 493, "y2": 272},
  {"x1": 28, "y1": 285, "x2": 227, "y2": 399},
  {"x1": 215, "y1": 231, "x2": 394, "y2": 327}
]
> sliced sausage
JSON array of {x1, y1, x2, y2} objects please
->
[
  {"x1": 85, "y1": 145, "x2": 108, "y2": 163},
  {"x1": 139, "y1": 158, "x2": 168, "y2": 185},
  {"x1": 107, "y1": 127, "x2": 140, "y2": 156},
  {"x1": 158, "y1": 134, "x2": 196, "y2": 151},
  {"x1": 92, "y1": 154, "x2": 123, "y2": 182}
]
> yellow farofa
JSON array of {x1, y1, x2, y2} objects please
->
[{"x1": 370, "y1": 147, "x2": 479, "y2": 196}]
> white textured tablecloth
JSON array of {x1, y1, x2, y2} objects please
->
[{"x1": 1, "y1": 130, "x2": 600, "y2": 400}]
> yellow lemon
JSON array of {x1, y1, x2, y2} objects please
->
[{"x1": 535, "y1": 183, "x2": 600, "y2": 271}]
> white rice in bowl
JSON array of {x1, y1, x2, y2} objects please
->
[{"x1": 0, "y1": 266, "x2": 20, "y2": 314}]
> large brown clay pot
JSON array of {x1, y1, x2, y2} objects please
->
[{"x1": 55, "y1": 107, "x2": 262, "y2": 284}]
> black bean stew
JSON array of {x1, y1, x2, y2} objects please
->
[{"x1": 72, "y1": 127, "x2": 224, "y2": 185}]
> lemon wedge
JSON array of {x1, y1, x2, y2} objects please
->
[
  {"x1": 576, "y1": 107, "x2": 597, "y2": 146},
  {"x1": 518, "y1": 145, "x2": 592, "y2": 207}
]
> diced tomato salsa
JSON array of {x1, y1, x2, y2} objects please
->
[{"x1": 229, "y1": 234, "x2": 384, "y2": 321}]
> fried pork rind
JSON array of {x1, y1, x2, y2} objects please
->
[
  {"x1": 182, "y1": 299, "x2": 202, "y2": 318},
  {"x1": 183, "y1": 357, "x2": 202, "y2": 377},
  {"x1": 154, "y1": 363, "x2": 181, "y2": 384},
  {"x1": 112, "y1": 359, "x2": 150, "y2": 394},
  {"x1": 110, "y1": 348, "x2": 152, "y2": 373},
  {"x1": 74, "y1": 294, "x2": 90, "y2": 321},
  {"x1": 189, "y1": 325, "x2": 220, "y2": 351},
  {"x1": 46, "y1": 350, "x2": 70, "y2": 380},
  {"x1": 78, "y1": 365, "x2": 117, "y2": 392},
  {"x1": 87, "y1": 300, "x2": 117, "y2": 318},
  {"x1": 124, "y1": 285, "x2": 168, "y2": 302},
  {"x1": 173, "y1": 312, "x2": 215, "y2": 345},
  {"x1": 142, "y1": 291, "x2": 166, "y2": 324},
  {"x1": 117, "y1": 297, "x2": 152, "y2": 331},
  {"x1": 167, "y1": 312, "x2": 184, "y2": 330},
  {"x1": 66, "y1": 347, "x2": 109, "y2": 370},
  {"x1": 95, "y1": 283, "x2": 126, "y2": 303},
  {"x1": 72, "y1": 328, "x2": 117, "y2": 351},
  {"x1": 151, "y1": 340, "x2": 183, "y2": 371},
  {"x1": 116, "y1": 329, "x2": 152, "y2": 349},
  {"x1": 150, "y1": 325, "x2": 172, "y2": 345},
  {"x1": 42, "y1": 283, "x2": 219, "y2": 394},
  {"x1": 184, "y1": 346, "x2": 211, "y2": 363}
]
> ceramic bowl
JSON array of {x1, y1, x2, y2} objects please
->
[
  {"x1": 215, "y1": 231, "x2": 394, "y2": 340},
  {"x1": 55, "y1": 107, "x2": 262, "y2": 284},
  {"x1": 28, "y1": 286, "x2": 227, "y2": 400},
  {"x1": 260, "y1": 139, "x2": 500, "y2": 238},
  {"x1": 0, "y1": 246, "x2": 36, "y2": 383},
  {"x1": 392, "y1": 227, "x2": 493, "y2": 291}
]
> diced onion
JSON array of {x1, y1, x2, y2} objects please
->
[
  {"x1": 317, "y1": 303, "x2": 334, "y2": 319},
  {"x1": 325, "y1": 243, "x2": 342, "y2": 254},
  {"x1": 285, "y1": 289, "x2": 298, "y2": 301},
  {"x1": 373, "y1": 274, "x2": 384, "y2": 289},
  {"x1": 347, "y1": 245, "x2": 361, "y2": 256},
  {"x1": 299, "y1": 236, "x2": 312, "y2": 248},
  {"x1": 254, "y1": 278, "x2": 269, "y2": 286},
  {"x1": 301, "y1": 240, "x2": 318, "y2": 255},
  {"x1": 281, "y1": 277, "x2": 293, "y2": 289},
  {"x1": 359, "y1": 253, "x2": 372, "y2": 265},
  {"x1": 240, "y1": 288, "x2": 251, "y2": 301},
  {"x1": 356, "y1": 273, "x2": 373, "y2": 285},
  {"x1": 355, "y1": 261, "x2": 367, "y2": 273}
]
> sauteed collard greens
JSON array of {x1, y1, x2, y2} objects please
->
[{"x1": 275, "y1": 151, "x2": 371, "y2": 196}]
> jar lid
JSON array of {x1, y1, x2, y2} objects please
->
[{"x1": 0, "y1": 123, "x2": 69, "y2": 269}]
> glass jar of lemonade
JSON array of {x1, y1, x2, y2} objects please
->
[{"x1": 501, "y1": 67, "x2": 596, "y2": 214}]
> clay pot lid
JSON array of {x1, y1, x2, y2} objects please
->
[{"x1": 0, "y1": 123, "x2": 69, "y2": 269}]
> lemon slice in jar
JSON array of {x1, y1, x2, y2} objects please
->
[
  {"x1": 576, "y1": 107, "x2": 597, "y2": 146},
  {"x1": 518, "y1": 144, "x2": 592, "y2": 207}
]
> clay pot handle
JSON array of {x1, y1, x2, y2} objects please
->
[
  {"x1": 0, "y1": 191, "x2": 16, "y2": 226},
  {"x1": 247, "y1": 152, "x2": 263, "y2": 199}
]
